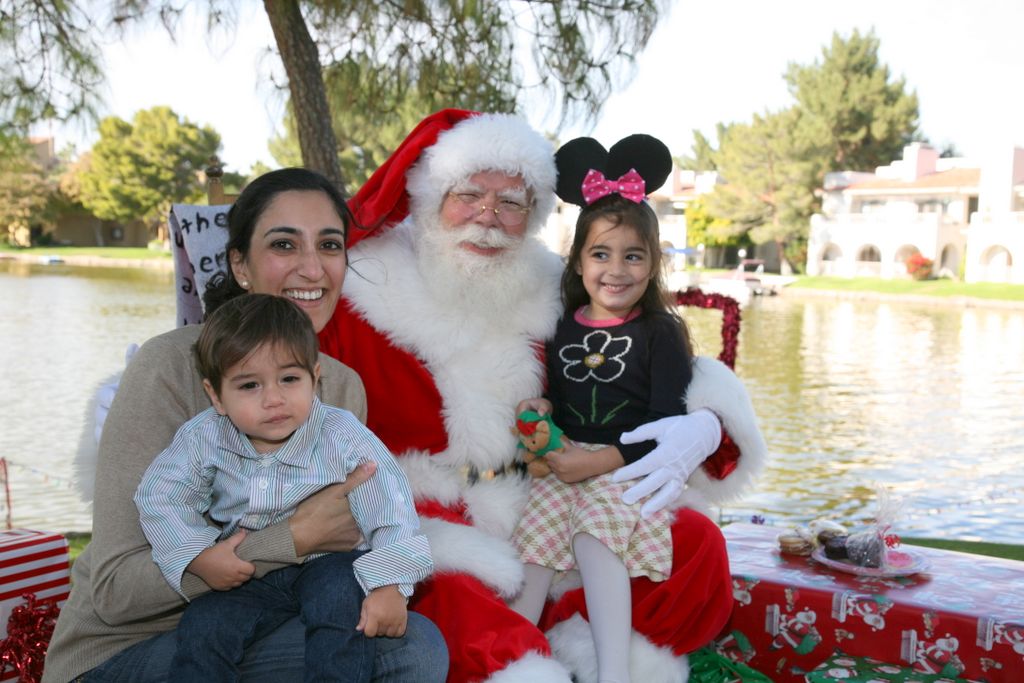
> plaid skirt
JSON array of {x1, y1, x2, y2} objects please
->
[{"x1": 511, "y1": 446, "x2": 674, "y2": 582}]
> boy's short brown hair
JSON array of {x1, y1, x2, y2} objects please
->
[{"x1": 194, "y1": 294, "x2": 320, "y2": 394}]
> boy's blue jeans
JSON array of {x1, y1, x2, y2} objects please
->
[
  {"x1": 171, "y1": 551, "x2": 371, "y2": 682},
  {"x1": 78, "y1": 548, "x2": 448, "y2": 683}
]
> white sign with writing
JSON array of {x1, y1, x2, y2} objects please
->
[{"x1": 168, "y1": 204, "x2": 231, "y2": 327}]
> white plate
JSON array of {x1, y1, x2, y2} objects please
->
[{"x1": 811, "y1": 547, "x2": 929, "y2": 577}]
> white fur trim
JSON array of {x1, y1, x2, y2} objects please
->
[
  {"x1": 685, "y1": 356, "x2": 768, "y2": 505},
  {"x1": 346, "y1": 220, "x2": 562, "y2": 479},
  {"x1": 547, "y1": 614, "x2": 690, "y2": 683},
  {"x1": 406, "y1": 113, "x2": 557, "y2": 234},
  {"x1": 419, "y1": 517, "x2": 525, "y2": 598},
  {"x1": 462, "y1": 474, "x2": 533, "y2": 541},
  {"x1": 397, "y1": 451, "x2": 532, "y2": 543},
  {"x1": 398, "y1": 451, "x2": 463, "y2": 507},
  {"x1": 484, "y1": 651, "x2": 573, "y2": 683}
]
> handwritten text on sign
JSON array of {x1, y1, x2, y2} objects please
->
[{"x1": 169, "y1": 204, "x2": 231, "y2": 327}]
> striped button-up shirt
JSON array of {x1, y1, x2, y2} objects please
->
[{"x1": 135, "y1": 397, "x2": 431, "y2": 599}]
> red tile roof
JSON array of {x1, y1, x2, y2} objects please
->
[{"x1": 848, "y1": 167, "x2": 980, "y2": 191}]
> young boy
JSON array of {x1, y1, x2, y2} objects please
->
[{"x1": 134, "y1": 294, "x2": 432, "y2": 681}]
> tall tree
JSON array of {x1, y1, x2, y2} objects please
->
[
  {"x1": 0, "y1": 0, "x2": 104, "y2": 133},
  {"x1": 678, "y1": 124, "x2": 729, "y2": 171},
  {"x1": 262, "y1": 1, "x2": 339, "y2": 186},
  {"x1": 250, "y1": 0, "x2": 669, "y2": 188},
  {"x1": 785, "y1": 28, "x2": 920, "y2": 171},
  {"x1": 77, "y1": 106, "x2": 221, "y2": 237},
  {"x1": 706, "y1": 30, "x2": 921, "y2": 271},
  {"x1": 683, "y1": 195, "x2": 735, "y2": 248},
  {"x1": 0, "y1": 134, "x2": 55, "y2": 244},
  {"x1": 9, "y1": 0, "x2": 667, "y2": 188},
  {"x1": 270, "y1": 54, "x2": 521, "y2": 194},
  {"x1": 708, "y1": 108, "x2": 823, "y2": 272}
]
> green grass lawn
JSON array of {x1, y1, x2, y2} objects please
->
[
  {"x1": 689, "y1": 269, "x2": 1024, "y2": 302},
  {"x1": 67, "y1": 532, "x2": 90, "y2": 565},
  {"x1": 902, "y1": 537, "x2": 1024, "y2": 561},
  {"x1": 787, "y1": 275, "x2": 1024, "y2": 301}
]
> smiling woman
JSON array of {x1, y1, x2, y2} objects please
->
[
  {"x1": 228, "y1": 191, "x2": 347, "y2": 331},
  {"x1": 204, "y1": 171, "x2": 352, "y2": 332},
  {"x1": 42, "y1": 168, "x2": 448, "y2": 683}
]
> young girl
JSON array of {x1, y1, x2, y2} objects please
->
[{"x1": 510, "y1": 134, "x2": 703, "y2": 683}]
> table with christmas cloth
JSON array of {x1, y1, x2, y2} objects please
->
[{"x1": 712, "y1": 523, "x2": 1024, "y2": 682}]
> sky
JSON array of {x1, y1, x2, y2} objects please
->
[{"x1": 34, "y1": 0, "x2": 1024, "y2": 174}]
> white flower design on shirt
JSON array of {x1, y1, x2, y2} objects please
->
[{"x1": 559, "y1": 330, "x2": 632, "y2": 383}]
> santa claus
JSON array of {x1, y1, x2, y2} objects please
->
[{"x1": 319, "y1": 109, "x2": 766, "y2": 682}]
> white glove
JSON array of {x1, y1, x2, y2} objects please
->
[
  {"x1": 611, "y1": 409, "x2": 722, "y2": 518},
  {"x1": 93, "y1": 343, "x2": 139, "y2": 444}
]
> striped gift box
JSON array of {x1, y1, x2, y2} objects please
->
[{"x1": 0, "y1": 529, "x2": 69, "y2": 637}]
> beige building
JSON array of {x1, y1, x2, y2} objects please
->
[{"x1": 807, "y1": 142, "x2": 1024, "y2": 283}]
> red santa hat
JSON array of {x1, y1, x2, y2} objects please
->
[{"x1": 346, "y1": 109, "x2": 557, "y2": 247}]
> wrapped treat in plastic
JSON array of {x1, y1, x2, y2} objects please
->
[
  {"x1": 823, "y1": 535, "x2": 850, "y2": 560},
  {"x1": 845, "y1": 529, "x2": 885, "y2": 567},
  {"x1": 845, "y1": 486, "x2": 902, "y2": 569}
]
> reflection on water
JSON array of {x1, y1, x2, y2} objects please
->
[
  {"x1": 1, "y1": 262, "x2": 175, "y2": 533},
  {"x1": 685, "y1": 296, "x2": 1024, "y2": 544},
  {"x1": 3, "y1": 262, "x2": 1023, "y2": 544}
]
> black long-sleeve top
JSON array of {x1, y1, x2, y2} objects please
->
[{"x1": 546, "y1": 308, "x2": 692, "y2": 464}]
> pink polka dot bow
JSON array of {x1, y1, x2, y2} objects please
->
[{"x1": 580, "y1": 168, "x2": 647, "y2": 204}]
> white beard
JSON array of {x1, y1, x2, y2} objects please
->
[{"x1": 417, "y1": 215, "x2": 542, "y2": 315}]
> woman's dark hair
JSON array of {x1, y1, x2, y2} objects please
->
[
  {"x1": 562, "y1": 195, "x2": 694, "y2": 358},
  {"x1": 195, "y1": 293, "x2": 320, "y2": 394},
  {"x1": 202, "y1": 168, "x2": 352, "y2": 316}
]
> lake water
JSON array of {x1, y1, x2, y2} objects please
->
[{"x1": 3, "y1": 261, "x2": 1023, "y2": 544}]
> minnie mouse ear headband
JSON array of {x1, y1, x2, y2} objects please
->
[
  {"x1": 554, "y1": 134, "x2": 672, "y2": 208},
  {"x1": 346, "y1": 109, "x2": 557, "y2": 248}
]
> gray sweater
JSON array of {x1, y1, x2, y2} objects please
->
[{"x1": 43, "y1": 325, "x2": 367, "y2": 683}]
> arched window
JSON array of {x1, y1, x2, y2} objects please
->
[
  {"x1": 980, "y1": 245, "x2": 1014, "y2": 283},
  {"x1": 857, "y1": 245, "x2": 881, "y2": 262},
  {"x1": 939, "y1": 244, "x2": 959, "y2": 276},
  {"x1": 822, "y1": 244, "x2": 842, "y2": 261}
]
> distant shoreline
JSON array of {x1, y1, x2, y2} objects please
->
[
  {"x1": 779, "y1": 285, "x2": 1024, "y2": 311},
  {"x1": 0, "y1": 252, "x2": 174, "y2": 271},
  {"x1": 5, "y1": 251, "x2": 1024, "y2": 311}
]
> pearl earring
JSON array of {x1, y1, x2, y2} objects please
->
[{"x1": 240, "y1": 280, "x2": 250, "y2": 289}]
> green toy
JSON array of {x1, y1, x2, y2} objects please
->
[{"x1": 512, "y1": 410, "x2": 565, "y2": 478}]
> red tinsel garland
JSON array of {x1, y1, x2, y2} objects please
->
[
  {"x1": 675, "y1": 288, "x2": 742, "y2": 370},
  {"x1": 0, "y1": 593, "x2": 61, "y2": 683}
]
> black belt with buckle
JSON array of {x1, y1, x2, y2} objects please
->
[{"x1": 458, "y1": 461, "x2": 528, "y2": 485}]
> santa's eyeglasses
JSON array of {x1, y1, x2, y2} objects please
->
[{"x1": 447, "y1": 192, "x2": 530, "y2": 227}]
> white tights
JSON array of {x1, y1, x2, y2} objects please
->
[{"x1": 510, "y1": 533, "x2": 632, "y2": 683}]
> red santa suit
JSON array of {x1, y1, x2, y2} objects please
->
[{"x1": 319, "y1": 111, "x2": 767, "y2": 683}]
